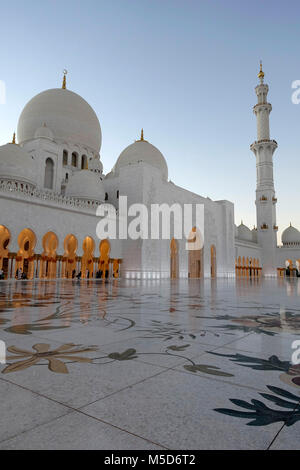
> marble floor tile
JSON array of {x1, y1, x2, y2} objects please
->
[
  {"x1": 0, "y1": 410, "x2": 165, "y2": 450},
  {"x1": 0, "y1": 379, "x2": 70, "y2": 442},
  {"x1": 82, "y1": 369, "x2": 284, "y2": 450}
]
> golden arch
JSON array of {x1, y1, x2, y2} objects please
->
[
  {"x1": 40, "y1": 231, "x2": 58, "y2": 279},
  {"x1": 210, "y1": 244, "x2": 216, "y2": 278},
  {"x1": 62, "y1": 234, "x2": 78, "y2": 278},
  {"x1": 188, "y1": 227, "x2": 203, "y2": 278},
  {"x1": 170, "y1": 238, "x2": 179, "y2": 279},
  {"x1": 81, "y1": 236, "x2": 95, "y2": 278},
  {"x1": 99, "y1": 239, "x2": 110, "y2": 279},
  {"x1": 0, "y1": 225, "x2": 10, "y2": 276},
  {"x1": 16, "y1": 228, "x2": 36, "y2": 279}
]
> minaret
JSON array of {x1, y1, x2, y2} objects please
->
[{"x1": 250, "y1": 62, "x2": 278, "y2": 276}]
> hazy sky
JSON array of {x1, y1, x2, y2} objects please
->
[{"x1": 0, "y1": 0, "x2": 299, "y2": 241}]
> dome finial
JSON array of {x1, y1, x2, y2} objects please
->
[
  {"x1": 140, "y1": 128, "x2": 144, "y2": 141},
  {"x1": 12, "y1": 132, "x2": 16, "y2": 144},
  {"x1": 62, "y1": 69, "x2": 68, "y2": 89},
  {"x1": 258, "y1": 60, "x2": 264, "y2": 83}
]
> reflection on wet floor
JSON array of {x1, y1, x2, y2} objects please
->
[{"x1": 0, "y1": 278, "x2": 299, "y2": 449}]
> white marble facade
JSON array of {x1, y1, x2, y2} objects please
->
[{"x1": 0, "y1": 68, "x2": 299, "y2": 279}]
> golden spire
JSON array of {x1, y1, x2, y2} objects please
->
[
  {"x1": 140, "y1": 128, "x2": 144, "y2": 141},
  {"x1": 62, "y1": 69, "x2": 67, "y2": 89},
  {"x1": 258, "y1": 60, "x2": 264, "y2": 82},
  {"x1": 11, "y1": 132, "x2": 16, "y2": 144}
]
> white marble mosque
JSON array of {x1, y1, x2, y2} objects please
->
[{"x1": 0, "y1": 64, "x2": 299, "y2": 280}]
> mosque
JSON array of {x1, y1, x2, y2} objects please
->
[{"x1": 0, "y1": 65, "x2": 299, "y2": 280}]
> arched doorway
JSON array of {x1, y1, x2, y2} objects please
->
[
  {"x1": 188, "y1": 227, "x2": 204, "y2": 278},
  {"x1": 0, "y1": 225, "x2": 10, "y2": 278},
  {"x1": 44, "y1": 158, "x2": 54, "y2": 189},
  {"x1": 210, "y1": 244, "x2": 216, "y2": 278},
  {"x1": 81, "y1": 236, "x2": 95, "y2": 278},
  {"x1": 62, "y1": 234, "x2": 78, "y2": 278},
  {"x1": 99, "y1": 239, "x2": 110, "y2": 279},
  {"x1": 16, "y1": 228, "x2": 36, "y2": 279},
  {"x1": 170, "y1": 238, "x2": 179, "y2": 279},
  {"x1": 40, "y1": 232, "x2": 58, "y2": 278},
  {"x1": 81, "y1": 155, "x2": 87, "y2": 170}
]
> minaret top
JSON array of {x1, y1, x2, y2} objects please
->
[
  {"x1": 10, "y1": 132, "x2": 16, "y2": 144},
  {"x1": 258, "y1": 61, "x2": 264, "y2": 84},
  {"x1": 62, "y1": 69, "x2": 67, "y2": 89}
]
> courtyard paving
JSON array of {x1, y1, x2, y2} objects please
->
[{"x1": 0, "y1": 277, "x2": 299, "y2": 449}]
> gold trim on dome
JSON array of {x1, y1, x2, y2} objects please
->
[
  {"x1": 258, "y1": 60, "x2": 264, "y2": 81},
  {"x1": 62, "y1": 69, "x2": 67, "y2": 89},
  {"x1": 136, "y1": 128, "x2": 148, "y2": 142}
]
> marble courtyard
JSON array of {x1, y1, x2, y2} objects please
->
[{"x1": 0, "y1": 278, "x2": 299, "y2": 450}]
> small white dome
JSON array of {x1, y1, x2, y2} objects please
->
[
  {"x1": 34, "y1": 123, "x2": 54, "y2": 140},
  {"x1": 0, "y1": 143, "x2": 36, "y2": 186},
  {"x1": 281, "y1": 224, "x2": 300, "y2": 245},
  {"x1": 237, "y1": 222, "x2": 252, "y2": 242},
  {"x1": 65, "y1": 169, "x2": 105, "y2": 202},
  {"x1": 17, "y1": 88, "x2": 101, "y2": 153},
  {"x1": 114, "y1": 136, "x2": 168, "y2": 180}
]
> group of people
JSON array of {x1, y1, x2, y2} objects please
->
[
  {"x1": 0, "y1": 267, "x2": 27, "y2": 280},
  {"x1": 73, "y1": 268, "x2": 110, "y2": 279},
  {"x1": 65, "y1": 268, "x2": 110, "y2": 280},
  {"x1": 15, "y1": 268, "x2": 28, "y2": 280},
  {"x1": 285, "y1": 266, "x2": 300, "y2": 277}
]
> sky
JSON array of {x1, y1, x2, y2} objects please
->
[{"x1": 0, "y1": 0, "x2": 299, "y2": 242}]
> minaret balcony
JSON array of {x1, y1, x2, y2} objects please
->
[
  {"x1": 250, "y1": 139, "x2": 278, "y2": 154},
  {"x1": 260, "y1": 195, "x2": 268, "y2": 202},
  {"x1": 272, "y1": 197, "x2": 277, "y2": 203},
  {"x1": 253, "y1": 102, "x2": 271, "y2": 112},
  {"x1": 273, "y1": 225, "x2": 278, "y2": 231},
  {"x1": 260, "y1": 223, "x2": 269, "y2": 230}
]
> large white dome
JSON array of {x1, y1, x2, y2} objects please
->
[
  {"x1": 114, "y1": 136, "x2": 168, "y2": 180},
  {"x1": 17, "y1": 88, "x2": 101, "y2": 153},
  {"x1": 0, "y1": 143, "x2": 36, "y2": 186},
  {"x1": 281, "y1": 224, "x2": 300, "y2": 246},
  {"x1": 65, "y1": 170, "x2": 105, "y2": 202}
]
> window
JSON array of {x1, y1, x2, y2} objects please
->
[
  {"x1": 81, "y1": 155, "x2": 87, "y2": 169},
  {"x1": 105, "y1": 192, "x2": 108, "y2": 201},
  {"x1": 72, "y1": 152, "x2": 78, "y2": 167},
  {"x1": 117, "y1": 190, "x2": 119, "y2": 199},
  {"x1": 65, "y1": 173, "x2": 69, "y2": 181},
  {"x1": 44, "y1": 158, "x2": 54, "y2": 189},
  {"x1": 63, "y1": 150, "x2": 68, "y2": 166}
]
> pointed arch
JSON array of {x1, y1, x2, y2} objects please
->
[
  {"x1": 62, "y1": 234, "x2": 78, "y2": 278},
  {"x1": 210, "y1": 244, "x2": 216, "y2": 278},
  {"x1": 44, "y1": 158, "x2": 54, "y2": 189},
  {"x1": 170, "y1": 238, "x2": 179, "y2": 279},
  {"x1": 0, "y1": 225, "x2": 10, "y2": 277},
  {"x1": 188, "y1": 227, "x2": 204, "y2": 278},
  {"x1": 40, "y1": 231, "x2": 58, "y2": 278},
  {"x1": 16, "y1": 228, "x2": 36, "y2": 279},
  {"x1": 99, "y1": 239, "x2": 110, "y2": 279},
  {"x1": 81, "y1": 236, "x2": 95, "y2": 278}
]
